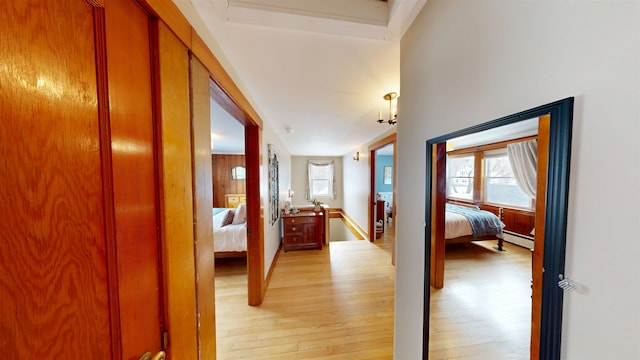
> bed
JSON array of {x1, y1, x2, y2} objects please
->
[
  {"x1": 445, "y1": 203, "x2": 505, "y2": 251},
  {"x1": 213, "y1": 204, "x2": 247, "y2": 258}
]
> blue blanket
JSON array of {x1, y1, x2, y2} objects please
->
[
  {"x1": 446, "y1": 203, "x2": 503, "y2": 238},
  {"x1": 212, "y1": 208, "x2": 226, "y2": 216}
]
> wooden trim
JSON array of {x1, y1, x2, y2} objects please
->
[
  {"x1": 369, "y1": 149, "x2": 377, "y2": 242},
  {"x1": 368, "y1": 133, "x2": 397, "y2": 244},
  {"x1": 137, "y1": 0, "x2": 192, "y2": 48},
  {"x1": 194, "y1": 31, "x2": 263, "y2": 128},
  {"x1": 530, "y1": 114, "x2": 550, "y2": 359},
  {"x1": 330, "y1": 208, "x2": 366, "y2": 240},
  {"x1": 93, "y1": 6, "x2": 121, "y2": 359},
  {"x1": 138, "y1": 0, "x2": 264, "y2": 131},
  {"x1": 155, "y1": 21, "x2": 198, "y2": 359},
  {"x1": 430, "y1": 142, "x2": 446, "y2": 289},
  {"x1": 245, "y1": 125, "x2": 265, "y2": 305},
  {"x1": 189, "y1": 54, "x2": 216, "y2": 360},
  {"x1": 447, "y1": 135, "x2": 537, "y2": 155},
  {"x1": 368, "y1": 133, "x2": 397, "y2": 151},
  {"x1": 87, "y1": 0, "x2": 105, "y2": 7}
]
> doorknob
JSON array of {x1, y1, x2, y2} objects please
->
[{"x1": 139, "y1": 351, "x2": 166, "y2": 360}]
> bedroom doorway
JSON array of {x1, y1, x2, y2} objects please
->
[
  {"x1": 208, "y1": 76, "x2": 264, "y2": 308},
  {"x1": 423, "y1": 98, "x2": 573, "y2": 359},
  {"x1": 368, "y1": 133, "x2": 397, "y2": 264}
]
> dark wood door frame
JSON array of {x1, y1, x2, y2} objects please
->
[{"x1": 423, "y1": 98, "x2": 573, "y2": 359}]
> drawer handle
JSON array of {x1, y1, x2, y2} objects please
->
[{"x1": 291, "y1": 227, "x2": 297, "y2": 232}]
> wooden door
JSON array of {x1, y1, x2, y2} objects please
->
[
  {"x1": 105, "y1": 0, "x2": 163, "y2": 357},
  {"x1": 0, "y1": 1, "x2": 113, "y2": 357},
  {"x1": 0, "y1": 0, "x2": 163, "y2": 358}
]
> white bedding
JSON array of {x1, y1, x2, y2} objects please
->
[
  {"x1": 213, "y1": 209, "x2": 247, "y2": 252},
  {"x1": 445, "y1": 211, "x2": 504, "y2": 240},
  {"x1": 445, "y1": 211, "x2": 474, "y2": 239}
]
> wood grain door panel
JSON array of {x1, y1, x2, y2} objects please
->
[
  {"x1": 0, "y1": 1, "x2": 110, "y2": 357},
  {"x1": 105, "y1": 0, "x2": 163, "y2": 357},
  {"x1": 0, "y1": 0, "x2": 164, "y2": 358}
]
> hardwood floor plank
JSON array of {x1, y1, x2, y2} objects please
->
[
  {"x1": 215, "y1": 223, "x2": 530, "y2": 360},
  {"x1": 215, "y1": 224, "x2": 395, "y2": 359},
  {"x1": 428, "y1": 241, "x2": 532, "y2": 360}
]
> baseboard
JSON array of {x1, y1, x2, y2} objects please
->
[
  {"x1": 503, "y1": 231, "x2": 534, "y2": 249},
  {"x1": 264, "y1": 242, "x2": 282, "y2": 291}
]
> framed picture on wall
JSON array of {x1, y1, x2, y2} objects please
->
[
  {"x1": 383, "y1": 166, "x2": 392, "y2": 185},
  {"x1": 268, "y1": 144, "x2": 280, "y2": 226}
]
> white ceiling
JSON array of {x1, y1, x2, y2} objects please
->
[
  {"x1": 447, "y1": 118, "x2": 539, "y2": 150},
  {"x1": 187, "y1": 0, "x2": 427, "y2": 156}
]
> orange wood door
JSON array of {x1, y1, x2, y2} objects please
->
[
  {"x1": 104, "y1": 0, "x2": 163, "y2": 358},
  {"x1": 0, "y1": 0, "x2": 164, "y2": 358},
  {"x1": 0, "y1": 1, "x2": 112, "y2": 357}
]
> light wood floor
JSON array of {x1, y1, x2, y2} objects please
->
[
  {"x1": 214, "y1": 226, "x2": 395, "y2": 359},
  {"x1": 214, "y1": 228, "x2": 531, "y2": 360},
  {"x1": 428, "y1": 241, "x2": 532, "y2": 360}
]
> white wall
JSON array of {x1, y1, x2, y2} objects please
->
[
  {"x1": 262, "y1": 120, "x2": 291, "y2": 275},
  {"x1": 396, "y1": 1, "x2": 640, "y2": 359},
  {"x1": 342, "y1": 129, "x2": 396, "y2": 231},
  {"x1": 343, "y1": 149, "x2": 371, "y2": 227},
  {"x1": 291, "y1": 156, "x2": 344, "y2": 209}
]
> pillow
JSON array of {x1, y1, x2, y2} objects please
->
[
  {"x1": 221, "y1": 209, "x2": 235, "y2": 227},
  {"x1": 232, "y1": 203, "x2": 247, "y2": 224}
]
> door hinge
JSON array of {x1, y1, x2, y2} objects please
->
[{"x1": 162, "y1": 331, "x2": 169, "y2": 351}]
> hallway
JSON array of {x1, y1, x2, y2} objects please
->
[{"x1": 214, "y1": 223, "x2": 395, "y2": 359}]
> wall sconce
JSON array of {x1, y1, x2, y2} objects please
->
[
  {"x1": 377, "y1": 92, "x2": 398, "y2": 125},
  {"x1": 353, "y1": 151, "x2": 360, "y2": 161},
  {"x1": 288, "y1": 189, "x2": 295, "y2": 198}
]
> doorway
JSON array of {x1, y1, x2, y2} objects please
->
[
  {"x1": 423, "y1": 98, "x2": 574, "y2": 359},
  {"x1": 369, "y1": 133, "x2": 397, "y2": 263}
]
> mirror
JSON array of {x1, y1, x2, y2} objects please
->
[
  {"x1": 424, "y1": 98, "x2": 573, "y2": 359},
  {"x1": 231, "y1": 165, "x2": 245, "y2": 180}
]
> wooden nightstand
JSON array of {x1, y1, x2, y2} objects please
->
[{"x1": 281, "y1": 210, "x2": 323, "y2": 252}]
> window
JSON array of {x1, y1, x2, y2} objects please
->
[
  {"x1": 306, "y1": 160, "x2": 335, "y2": 200},
  {"x1": 446, "y1": 155, "x2": 474, "y2": 201},
  {"x1": 484, "y1": 150, "x2": 532, "y2": 208}
]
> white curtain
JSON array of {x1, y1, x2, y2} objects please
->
[
  {"x1": 507, "y1": 140, "x2": 537, "y2": 199},
  {"x1": 306, "y1": 160, "x2": 336, "y2": 200}
]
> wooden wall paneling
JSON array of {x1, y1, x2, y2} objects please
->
[
  {"x1": 480, "y1": 205, "x2": 535, "y2": 238},
  {"x1": 190, "y1": 56, "x2": 216, "y2": 360},
  {"x1": 211, "y1": 154, "x2": 246, "y2": 207},
  {"x1": 245, "y1": 126, "x2": 265, "y2": 305},
  {"x1": 155, "y1": 20, "x2": 198, "y2": 359},
  {"x1": 105, "y1": 0, "x2": 164, "y2": 357},
  {"x1": 531, "y1": 114, "x2": 551, "y2": 358},
  {"x1": 0, "y1": 1, "x2": 111, "y2": 357}
]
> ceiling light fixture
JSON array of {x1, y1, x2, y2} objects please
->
[{"x1": 377, "y1": 92, "x2": 398, "y2": 125}]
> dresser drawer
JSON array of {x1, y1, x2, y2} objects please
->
[
  {"x1": 284, "y1": 223, "x2": 304, "y2": 234},
  {"x1": 283, "y1": 216, "x2": 317, "y2": 225}
]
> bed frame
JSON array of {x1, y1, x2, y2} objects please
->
[
  {"x1": 214, "y1": 251, "x2": 246, "y2": 259},
  {"x1": 446, "y1": 203, "x2": 505, "y2": 251}
]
